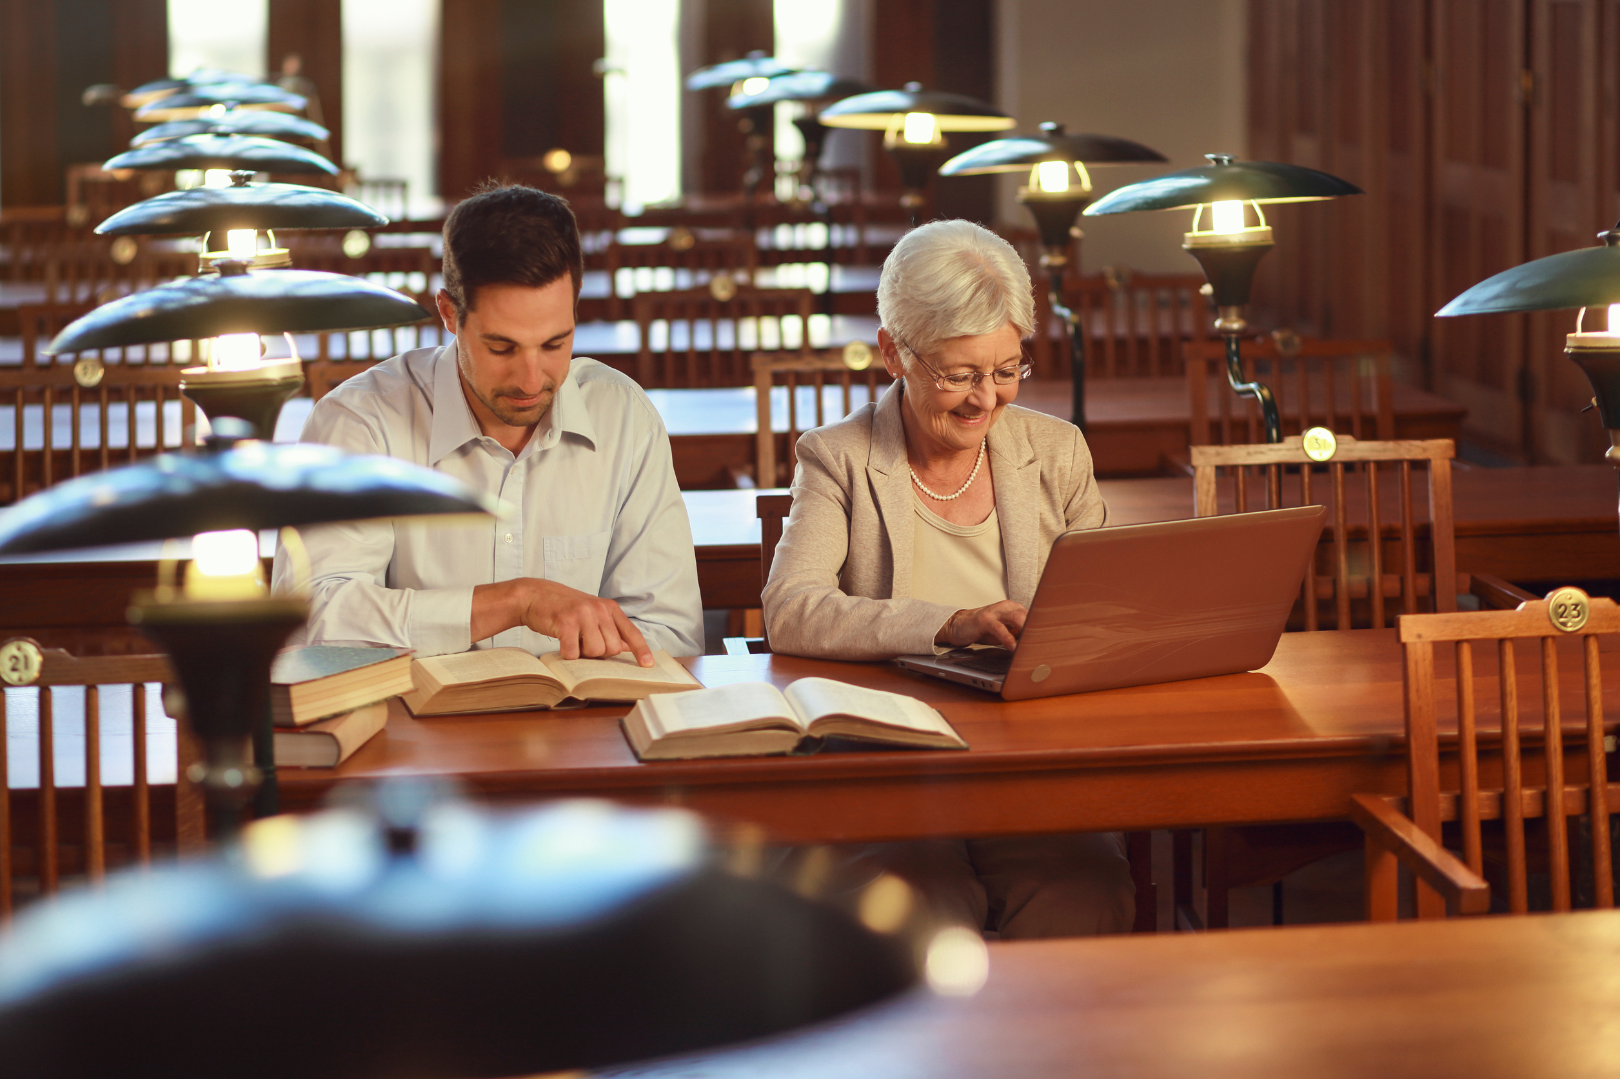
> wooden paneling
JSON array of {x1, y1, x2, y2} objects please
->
[
  {"x1": 693, "y1": 0, "x2": 774, "y2": 196},
  {"x1": 438, "y1": 0, "x2": 503, "y2": 201},
  {"x1": 267, "y1": 0, "x2": 343, "y2": 168}
]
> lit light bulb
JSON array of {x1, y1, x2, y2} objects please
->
[
  {"x1": 186, "y1": 528, "x2": 266, "y2": 600},
  {"x1": 902, "y1": 111, "x2": 938, "y2": 145},
  {"x1": 1211, "y1": 200, "x2": 1247, "y2": 234},
  {"x1": 206, "y1": 103, "x2": 227, "y2": 117},
  {"x1": 203, "y1": 169, "x2": 233, "y2": 188},
  {"x1": 1034, "y1": 160, "x2": 1071, "y2": 194},
  {"x1": 1608, "y1": 303, "x2": 1620, "y2": 333},
  {"x1": 211, "y1": 333, "x2": 262, "y2": 371},
  {"x1": 542, "y1": 148, "x2": 572, "y2": 173},
  {"x1": 226, "y1": 229, "x2": 258, "y2": 259},
  {"x1": 740, "y1": 76, "x2": 770, "y2": 96}
]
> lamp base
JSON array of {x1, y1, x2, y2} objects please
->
[
  {"x1": 1018, "y1": 192, "x2": 1091, "y2": 252},
  {"x1": 1184, "y1": 239, "x2": 1273, "y2": 309},
  {"x1": 128, "y1": 594, "x2": 308, "y2": 838},
  {"x1": 180, "y1": 360, "x2": 304, "y2": 442}
]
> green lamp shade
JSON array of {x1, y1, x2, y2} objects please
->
[
  {"x1": 96, "y1": 183, "x2": 386, "y2": 237},
  {"x1": 47, "y1": 268, "x2": 430, "y2": 354},
  {"x1": 1436, "y1": 238, "x2": 1620, "y2": 316},
  {"x1": 133, "y1": 82, "x2": 307, "y2": 122},
  {"x1": 686, "y1": 52, "x2": 796, "y2": 91},
  {"x1": 132, "y1": 112, "x2": 330, "y2": 147},
  {"x1": 727, "y1": 71, "x2": 873, "y2": 109},
  {"x1": 819, "y1": 86, "x2": 1015, "y2": 133},
  {"x1": 105, "y1": 134, "x2": 336, "y2": 175},
  {"x1": 940, "y1": 124, "x2": 1166, "y2": 174},
  {"x1": 1084, "y1": 157, "x2": 1362, "y2": 215},
  {"x1": 0, "y1": 442, "x2": 496, "y2": 554}
]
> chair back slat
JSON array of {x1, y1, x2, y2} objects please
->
[
  {"x1": 1191, "y1": 435, "x2": 1457, "y2": 629},
  {"x1": 39, "y1": 687, "x2": 57, "y2": 896},
  {"x1": 84, "y1": 684, "x2": 103, "y2": 881},
  {"x1": 0, "y1": 691, "x2": 9, "y2": 915},
  {"x1": 1389, "y1": 594, "x2": 1620, "y2": 918},
  {"x1": 750, "y1": 351, "x2": 891, "y2": 487},
  {"x1": 1185, "y1": 335, "x2": 1396, "y2": 444}
]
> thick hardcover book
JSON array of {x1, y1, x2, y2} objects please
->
[
  {"x1": 622, "y1": 677, "x2": 967, "y2": 760},
  {"x1": 270, "y1": 646, "x2": 415, "y2": 728},
  {"x1": 273, "y1": 700, "x2": 389, "y2": 768}
]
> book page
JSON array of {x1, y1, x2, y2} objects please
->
[
  {"x1": 541, "y1": 650, "x2": 700, "y2": 694},
  {"x1": 785, "y1": 677, "x2": 961, "y2": 739},
  {"x1": 416, "y1": 647, "x2": 554, "y2": 688},
  {"x1": 640, "y1": 681, "x2": 802, "y2": 740}
]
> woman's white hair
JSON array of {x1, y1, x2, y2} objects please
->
[{"x1": 876, "y1": 219, "x2": 1036, "y2": 361}]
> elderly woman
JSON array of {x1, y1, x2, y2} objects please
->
[{"x1": 762, "y1": 219, "x2": 1133, "y2": 938}]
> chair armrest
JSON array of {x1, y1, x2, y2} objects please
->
[
  {"x1": 1468, "y1": 573, "x2": 1539, "y2": 610},
  {"x1": 1349, "y1": 794, "x2": 1491, "y2": 916}
]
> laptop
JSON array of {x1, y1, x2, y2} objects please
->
[{"x1": 895, "y1": 505, "x2": 1328, "y2": 700}]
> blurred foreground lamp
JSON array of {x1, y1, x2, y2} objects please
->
[
  {"x1": 0, "y1": 429, "x2": 492, "y2": 836},
  {"x1": 120, "y1": 69, "x2": 258, "y2": 109},
  {"x1": 941, "y1": 123, "x2": 1166, "y2": 428},
  {"x1": 48, "y1": 261, "x2": 427, "y2": 440},
  {"x1": 687, "y1": 52, "x2": 799, "y2": 198},
  {"x1": 97, "y1": 170, "x2": 384, "y2": 271},
  {"x1": 1438, "y1": 221, "x2": 1620, "y2": 532},
  {"x1": 1085, "y1": 154, "x2": 1362, "y2": 441},
  {"x1": 726, "y1": 71, "x2": 874, "y2": 200},
  {"x1": 820, "y1": 83, "x2": 1015, "y2": 223}
]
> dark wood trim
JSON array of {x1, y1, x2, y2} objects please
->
[{"x1": 267, "y1": 0, "x2": 344, "y2": 168}]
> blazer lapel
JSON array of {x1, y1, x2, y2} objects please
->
[
  {"x1": 867, "y1": 382, "x2": 915, "y2": 599},
  {"x1": 990, "y1": 411, "x2": 1042, "y2": 605}
]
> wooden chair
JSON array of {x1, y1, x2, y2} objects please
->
[
  {"x1": 38, "y1": 240, "x2": 193, "y2": 306},
  {"x1": 587, "y1": 231, "x2": 758, "y2": 322},
  {"x1": 1061, "y1": 269, "x2": 1212, "y2": 379},
  {"x1": 302, "y1": 290, "x2": 447, "y2": 397},
  {"x1": 1, "y1": 641, "x2": 203, "y2": 918},
  {"x1": 1186, "y1": 333, "x2": 1396, "y2": 446},
  {"x1": 2, "y1": 306, "x2": 198, "y2": 505},
  {"x1": 1352, "y1": 589, "x2": 1619, "y2": 920},
  {"x1": 633, "y1": 283, "x2": 815, "y2": 388},
  {"x1": 751, "y1": 349, "x2": 891, "y2": 488},
  {"x1": 1184, "y1": 433, "x2": 1536, "y2": 928}
]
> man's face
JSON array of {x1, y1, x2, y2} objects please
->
[{"x1": 437, "y1": 278, "x2": 576, "y2": 433}]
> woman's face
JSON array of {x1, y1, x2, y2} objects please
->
[{"x1": 881, "y1": 321, "x2": 1024, "y2": 455}]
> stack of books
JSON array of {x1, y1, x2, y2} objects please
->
[{"x1": 271, "y1": 646, "x2": 416, "y2": 767}]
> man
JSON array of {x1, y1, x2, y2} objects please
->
[{"x1": 273, "y1": 184, "x2": 703, "y2": 661}]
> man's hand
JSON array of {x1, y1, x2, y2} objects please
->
[
  {"x1": 934, "y1": 600, "x2": 1027, "y2": 651},
  {"x1": 472, "y1": 579, "x2": 654, "y2": 665}
]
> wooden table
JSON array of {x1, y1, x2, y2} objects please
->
[
  {"x1": 276, "y1": 632, "x2": 1616, "y2": 838},
  {"x1": 613, "y1": 908, "x2": 1620, "y2": 1078}
]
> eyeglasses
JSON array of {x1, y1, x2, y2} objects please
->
[{"x1": 892, "y1": 333, "x2": 1034, "y2": 392}]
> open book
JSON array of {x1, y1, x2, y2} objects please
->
[
  {"x1": 622, "y1": 677, "x2": 967, "y2": 760},
  {"x1": 403, "y1": 647, "x2": 701, "y2": 716}
]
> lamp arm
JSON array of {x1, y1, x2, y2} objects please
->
[
  {"x1": 1223, "y1": 332, "x2": 1281, "y2": 443},
  {"x1": 1046, "y1": 266, "x2": 1086, "y2": 431}
]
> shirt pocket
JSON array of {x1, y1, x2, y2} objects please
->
[{"x1": 542, "y1": 529, "x2": 612, "y2": 591}]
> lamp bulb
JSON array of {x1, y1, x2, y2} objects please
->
[
  {"x1": 211, "y1": 333, "x2": 263, "y2": 371},
  {"x1": 1607, "y1": 303, "x2": 1620, "y2": 333},
  {"x1": 740, "y1": 76, "x2": 770, "y2": 96},
  {"x1": 225, "y1": 229, "x2": 258, "y2": 259},
  {"x1": 1034, "y1": 160, "x2": 1071, "y2": 194},
  {"x1": 203, "y1": 169, "x2": 234, "y2": 189},
  {"x1": 902, "y1": 111, "x2": 938, "y2": 145},
  {"x1": 1210, "y1": 200, "x2": 1247, "y2": 234},
  {"x1": 192, "y1": 529, "x2": 260, "y2": 578}
]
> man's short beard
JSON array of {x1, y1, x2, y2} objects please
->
[{"x1": 456, "y1": 338, "x2": 554, "y2": 427}]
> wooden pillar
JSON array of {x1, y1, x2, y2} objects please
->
[
  {"x1": 267, "y1": 0, "x2": 343, "y2": 168},
  {"x1": 693, "y1": 0, "x2": 775, "y2": 196}
]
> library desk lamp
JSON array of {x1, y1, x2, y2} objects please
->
[
  {"x1": 104, "y1": 133, "x2": 337, "y2": 179},
  {"x1": 1084, "y1": 154, "x2": 1362, "y2": 442},
  {"x1": 132, "y1": 81, "x2": 308, "y2": 123},
  {"x1": 939, "y1": 123, "x2": 1166, "y2": 429},
  {"x1": 96, "y1": 170, "x2": 385, "y2": 271},
  {"x1": 120, "y1": 69, "x2": 258, "y2": 109},
  {"x1": 726, "y1": 71, "x2": 875, "y2": 200},
  {"x1": 1438, "y1": 221, "x2": 1620, "y2": 532},
  {"x1": 687, "y1": 52, "x2": 800, "y2": 198},
  {"x1": 820, "y1": 84, "x2": 1015, "y2": 224},
  {"x1": 47, "y1": 259, "x2": 428, "y2": 441},
  {"x1": 131, "y1": 109, "x2": 330, "y2": 148}
]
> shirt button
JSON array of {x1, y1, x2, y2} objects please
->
[{"x1": 504, "y1": 532, "x2": 514, "y2": 544}]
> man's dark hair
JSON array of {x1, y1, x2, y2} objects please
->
[{"x1": 441, "y1": 183, "x2": 583, "y2": 318}]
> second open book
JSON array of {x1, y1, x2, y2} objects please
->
[{"x1": 623, "y1": 677, "x2": 968, "y2": 760}]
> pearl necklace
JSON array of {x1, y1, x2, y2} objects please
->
[{"x1": 910, "y1": 439, "x2": 986, "y2": 501}]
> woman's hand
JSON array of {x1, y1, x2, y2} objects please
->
[{"x1": 935, "y1": 600, "x2": 1028, "y2": 651}]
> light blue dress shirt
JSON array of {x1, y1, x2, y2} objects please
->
[{"x1": 271, "y1": 345, "x2": 704, "y2": 657}]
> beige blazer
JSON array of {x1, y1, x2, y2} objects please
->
[{"x1": 762, "y1": 381, "x2": 1108, "y2": 660}]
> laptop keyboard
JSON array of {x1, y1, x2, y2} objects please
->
[{"x1": 945, "y1": 648, "x2": 1014, "y2": 675}]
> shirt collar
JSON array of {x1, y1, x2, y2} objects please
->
[{"x1": 427, "y1": 345, "x2": 598, "y2": 465}]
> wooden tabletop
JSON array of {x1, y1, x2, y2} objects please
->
[
  {"x1": 277, "y1": 630, "x2": 1616, "y2": 842},
  {"x1": 612, "y1": 908, "x2": 1620, "y2": 1078}
]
